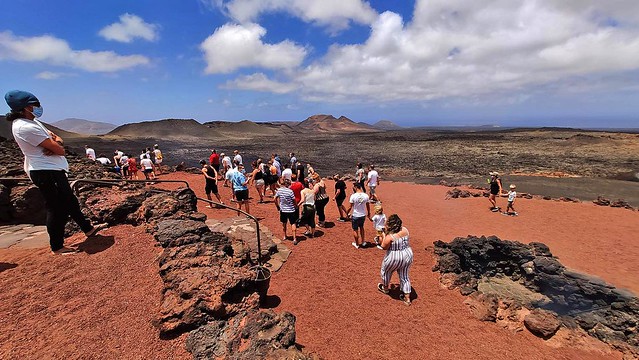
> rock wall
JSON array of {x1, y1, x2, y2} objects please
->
[
  {"x1": 433, "y1": 235, "x2": 639, "y2": 357},
  {"x1": 76, "y1": 184, "x2": 312, "y2": 359}
]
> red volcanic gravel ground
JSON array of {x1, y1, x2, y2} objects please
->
[
  {"x1": 0, "y1": 225, "x2": 189, "y2": 360},
  {"x1": 1, "y1": 170, "x2": 637, "y2": 359},
  {"x1": 161, "y1": 172, "x2": 638, "y2": 360}
]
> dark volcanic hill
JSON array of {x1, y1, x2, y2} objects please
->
[
  {"x1": 203, "y1": 120, "x2": 288, "y2": 137},
  {"x1": 51, "y1": 118, "x2": 117, "y2": 135},
  {"x1": 295, "y1": 114, "x2": 378, "y2": 133},
  {"x1": 107, "y1": 119, "x2": 222, "y2": 139},
  {"x1": 373, "y1": 120, "x2": 403, "y2": 130}
]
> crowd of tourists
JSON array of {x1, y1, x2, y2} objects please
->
[
  {"x1": 84, "y1": 144, "x2": 165, "y2": 180},
  {"x1": 199, "y1": 149, "x2": 414, "y2": 305}
]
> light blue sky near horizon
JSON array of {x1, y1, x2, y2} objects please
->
[{"x1": 1, "y1": 0, "x2": 638, "y2": 128}]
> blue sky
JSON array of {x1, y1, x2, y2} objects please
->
[{"x1": 1, "y1": 0, "x2": 639, "y2": 127}]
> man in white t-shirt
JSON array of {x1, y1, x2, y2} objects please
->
[
  {"x1": 346, "y1": 183, "x2": 371, "y2": 249},
  {"x1": 365, "y1": 164, "x2": 380, "y2": 202},
  {"x1": 281, "y1": 163, "x2": 293, "y2": 182},
  {"x1": 233, "y1": 150, "x2": 243, "y2": 166},
  {"x1": 85, "y1": 145, "x2": 96, "y2": 160},
  {"x1": 96, "y1": 155, "x2": 112, "y2": 165},
  {"x1": 5, "y1": 89, "x2": 107, "y2": 254}
]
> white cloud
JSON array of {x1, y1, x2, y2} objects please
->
[
  {"x1": 240, "y1": 0, "x2": 639, "y2": 103},
  {"x1": 0, "y1": 31, "x2": 149, "y2": 72},
  {"x1": 35, "y1": 71, "x2": 75, "y2": 80},
  {"x1": 98, "y1": 14, "x2": 159, "y2": 43},
  {"x1": 200, "y1": 23, "x2": 306, "y2": 74},
  {"x1": 212, "y1": 0, "x2": 377, "y2": 30},
  {"x1": 223, "y1": 73, "x2": 299, "y2": 93}
]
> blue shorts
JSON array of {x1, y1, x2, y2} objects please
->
[{"x1": 351, "y1": 216, "x2": 366, "y2": 230}]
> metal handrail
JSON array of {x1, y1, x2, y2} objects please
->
[{"x1": 66, "y1": 178, "x2": 263, "y2": 266}]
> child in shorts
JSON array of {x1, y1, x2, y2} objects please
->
[
  {"x1": 504, "y1": 184, "x2": 518, "y2": 216},
  {"x1": 370, "y1": 204, "x2": 387, "y2": 250}
]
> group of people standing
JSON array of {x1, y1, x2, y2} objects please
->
[
  {"x1": 84, "y1": 144, "x2": 164, "y2": 181},
  {"x1": 199, "y1": 150, "x2": 414, "y2": 305}
]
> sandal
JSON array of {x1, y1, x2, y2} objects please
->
[
  {"x1": 399, "y1": 293, "x2": 412, "y2": 306},
  {"x1": 377, "y1": 283, "x2": 389, "y2": 294}
]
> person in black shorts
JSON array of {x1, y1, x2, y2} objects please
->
[
  {"x1": 488, "y1": 171, "x2": 503, "y2": 211},
  {"x1": 334, "y1": 175, "x2": 348, "y2": 221},
  {"x1": 200, "y1": 160, "x2": 223, "y2": 207}
]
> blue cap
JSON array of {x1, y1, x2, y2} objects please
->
[{"x1": 4, "y1": 90, "x2": 40, "y2": 111}]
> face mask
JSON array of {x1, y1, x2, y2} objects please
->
[{"x1": 31, "y1": 106, "x2": 43, "y2": 118}]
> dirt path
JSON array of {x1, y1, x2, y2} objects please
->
[{"x1": 164, "y1": 171, "x2": 638, "y2": 360}]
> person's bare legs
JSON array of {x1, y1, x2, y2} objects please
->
[
  {"x1": 359, "y1": 227, "x2": 366, "y2": 245},
  {"x1": 352, "y1": 229, "x2": 360, "y2": 245},
  {"x1": 291, "y1": 223, "x2": 297, "y2": 243},
  {"x1": 214, "y1": 192, "x2": 223, "y2": 204},
  {"x1": 282, "y1": 222, "x2": 288, "y2": 239},
  {"x1": 489, "y1": 194, "x2": 496, "y2": 208},
  {"x1": 244, "y1": 201, "x2": 250, "y2": 214}
]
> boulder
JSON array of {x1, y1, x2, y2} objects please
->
[
  {"x1": 464, "y1": 292, "x2": 499, "y2": 322},
  {"x1": 10, "y1": 185, "x2": 46, "y2": 224},
  {"x1": 524, "y1": 309, "x2": 561, "y2": 338}
]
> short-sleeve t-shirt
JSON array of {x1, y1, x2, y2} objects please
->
[
  {"x1": 289, "y1": 181, "x2": 305, "y2": 204},
  {"x1": 12, "y1": 118, "x2": 69, "y2": 172},
  {"x1": 349, "y1": 192, "x2": 370, "y2": 218},
  {"x1": 276, "y1": 187, "x2": 296, "y2": 212},
  {"x1": 335, "y1": 180, "x2": 346, "y2": 198},
  {"x1": 154, "y1": 149, "x2": 163, "y2": 160},
  {"x1": 273, "y1": 160, "x2": 282, "y2": 176},
  {"x1": 225, "y1": 167, "x2": 237, "y2": 180},
  {"x1": 371, "y1": 214, "x2": 386, "y2": 230},
  {"x1": 356, "y1": 168, "x2": 365, "y2": 181},
  {"x1": 508, "y1": 190, "x2": 517, "y2": 202},
  {"x1": 141, "y1": 158, "x2": 154, "y2": 169},
  {"x1": 86, "y1": 148, "x2": 96, "y2": 160},
  {"x1": 209, "y1": 153, "x2": 219, "y2": 165},
  {"x1": 233, "y1": 154, "x2": 242, "y2": 165},
  {"x1": 282, "y1": 168, "x2": 293, "y2": 181},
  {"x1": 231, "y1": 171, "x2": 248, "y2": 191},
  {"x1": 367, "y1": 170, "x2": 378, "y2": 186}
]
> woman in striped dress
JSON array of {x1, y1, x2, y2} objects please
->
[{"x1": 377, "y1": 214, "x2": 414, "y2": 305}]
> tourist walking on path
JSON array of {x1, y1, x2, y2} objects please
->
[
  {"x1": 298, "y1": 179, "x2": 316, "y2": 239},
  {"x1": 209, "y1": 149, "x2": 220, "y2": 173},
  {"x1": 334, "y1": 175, "x2": 348, "y2": 221},
  {"x1": 377, "y1": 214, "x2": 414, "y2": 306},
  {"x1": 355, "y1": 162, "x2": 366, "y2": 189},
  {"x1": 127, "y1": 155, "x2": 139, "y2": 180},
  {"x1": 346, "y1": 182, "x2": 370, "y2": 248},
  {"x1": 140, "y1": 154, "x2": 155, "y2": 180},
  {"x1": 503, "y1": 184, "x2": 518, "y2": 216},
  {"x1": 233, "y1": 150, "x2": 243, "y2": 166},
  {"x1": 153, "y1": 144, "x2": 164, "y2": 175},
  {"x1": 275, "y1": 179, "x2": 299, "y2": 244},
  {"x1": 5, "y1": 90, "x2": 107, "y2": 254},
  {"x1": 312, "y1": 173, "x2": 330, "y2": 227},
  {"x1": 249, "y1": 160, "x2": 265, "y2": 203},
  {"x1": 365, "y1": 165, "x2": 380, "y2": 202},
  {"x1": 200, "y1": 159, "x2": 223, "y2": 207},
  {"x1": 370, "y1": 204, "x2": 386, "y2": 249},
  {"x1": 231, "y1": 164, "x2": 250, "y2": 215},
  {"x1": 488, "y1": 171, "x2": 503, "y2": 211}
]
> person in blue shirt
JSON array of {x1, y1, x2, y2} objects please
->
[{"x1": 232, "y1": 164, "x2": 250, "y2": 215}]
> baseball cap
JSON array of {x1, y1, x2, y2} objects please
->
[{"x1": 5, "y1": 90, "x2": 40, "y2": 111}]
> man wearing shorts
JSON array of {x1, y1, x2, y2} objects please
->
[
  {"x1": 275, "y1": 179, "x2": 299, "y2": 244},
  {"x1": 231, "y1": 164, "x2": 250, "y2": 215},
  {"x1": 153, "y1": 144, "x2": 163, "y2": 175},
  {"x1": 346, "y1": 183, "x2": 371, "y2": 249},
  {"x1": 200, "y1": 160, "x2": 223, "y2": 207},
  {"x1": 365, "y1": 164, "x2": 380, "y2": 202}
]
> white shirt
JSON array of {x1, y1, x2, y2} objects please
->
[
  {"x1": 85, "y1": 148, "x2": 96, "y2": 160},
  {"x1": 273, "y1": 160, "x2": 281, "y2": 176},
  {"x1": 140, "y1": 158, "x2": 154, "y2": 169},
  {"x1": 222, "y1": 156, "x2": 232, "y2": 168},
  {"x1": 154, "y1": 149, "x2": 163, "y2": 160},
  {"x1": 282, "y1": 168, "x2": 293, "y2": 181},
  {"x1": 508, "y1": 190, "x2": 517, "y2": 202},
  {"x1": 349, "y1": 192, "x2": 370, "y2": 218},
  {"x1": 225, "y1": 166, "x2": 237, "y2": 180},
  {"x1": 96, "y1": 157, "x2": 111, "y2": 165},
  {"x1": 120, "y1": 155, "x2": 129, "y2": 166},
  {"x1": 12, "y1": 118, "x2": 68, "y2": 173},
  {"x1": 372, "y1": 214, "x2": 386, "y2": 230},
  {"x1": 233, "y1": 154, "x2": 243, "y2": 165},
  {"x1": 367, "y1": 170, "x2": 378, "y2": 186}
]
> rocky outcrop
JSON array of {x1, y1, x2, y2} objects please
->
[
  {"x1": 593, "y1": 196, "x2": 635, "y2": 210},
  {"x1": 433, "y1": 235, "x2": 639, "y2": 356},
  {"x1": 186, "y1": 310, "x2": 314, "y2": 360}
]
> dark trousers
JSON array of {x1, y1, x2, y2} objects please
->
[
  {"x1": 29, "y1": 170, "x2": 93, "y2": 251},
  {"x1": 315, "y1": 197, "x2": 329, "y2": 222}
]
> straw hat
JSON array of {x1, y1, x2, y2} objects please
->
[
  {"x1": 509, "y1": 184, "x2": 516, "y2": 189},
  {"x1": 489, "y1": 171, "x2": 499, "y2": 176}
]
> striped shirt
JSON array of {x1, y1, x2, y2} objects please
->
[{"x1": 276, "y1": 187, "x2": 296, "y2": 213}]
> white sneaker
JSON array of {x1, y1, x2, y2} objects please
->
[
  {"x1": 351, "y1": 242, "x2": 359, "y2": 249},
  {"x1": 376, "y1": 245, "x2": 383, "y2": 250}
]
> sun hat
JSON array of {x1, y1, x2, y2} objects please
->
[
  {"x1": 5, "y1": 90, "x2": 40, "y2": 111},
  {"x1": 489, "y1": 171, "x2": 499, "y2": 176},
  {"x1": 509, "y1": 184, "x2": 516, "y2": 189}
]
